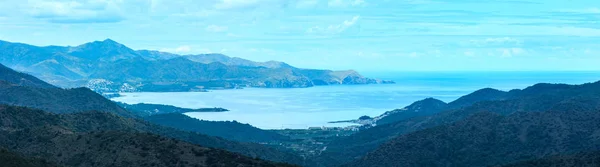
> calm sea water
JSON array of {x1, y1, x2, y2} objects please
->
[{"x1": 112, "y1": 72, "x2": 600, "y2": 129}]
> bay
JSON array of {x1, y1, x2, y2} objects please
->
[{"x1": 112, "y1": 71, "x2": 600, "y2": 129}]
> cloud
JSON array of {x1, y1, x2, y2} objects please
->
[
  {"x1": 499, "y1": 48, "x2": 525, "y2": 57},
  {"x1": 26, "y1": 0, "x2": 126, "y2": 23},
  {"x1": 464, "y1": 50, "x2": 475, "y2": 57},
  {"x1": 557, "y1": 7, "x2": 600, "y2": 14},
  {"x1": 469, "y1": 37, "x2": 523, "y2": 46},
  {"x1": 214, "y1": 0, "x2": 260, "y2": 9},
  {"x1": 307, "y1": 16, "x2": 360, "y2": 34},
  {"x1": 296, "y1": 0, "x2": 319, "y2": 8},
  {"x1": 160, "y1": 45, "x2": 192, "y2": 53},
  {"x1": 408, "y1": 52, "x2": 419, "y2": 57},
  {"x1": 328, "y1": 0, "x2": 365, "y2": 7},
  {"x1": 206, "y1": 25, "x2": 229, "y2": 32}
]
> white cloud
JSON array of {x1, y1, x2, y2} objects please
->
[
  {"x1": 214, "y1": 0, "x2": 259, "y2": 9},
  {"x1": 408, "y1": 52, "x2": 419, "y2": 57},
  {"x1": 206, "y1": 25, "x2": 228, "y2": 32},
  {"x1": 328, "y1": 0, "x2": 365, "y2": 7},
  {"x1": 499, "y1": 48, "x2": 525, "y2": 57},
  {"x1": 582, "y1": 7, "x2": 600, "y2": 13},
  {"x1": 464, "y1": 50, "x2": 475, "y2": 57},
  {"x1": 558, "y1": 7, "x2": 600, "y2": 14},
  {"x1": 470, "y1": 37, "x2": 522, "y2": 46},
  {"x1": 296, "y1": 0, "x2": 319, "y2": 8},
  {"x1": 160, "y1": 45, "x2": 192, "y2": 53},
  {"x1": 25, "y1": 0, "x2": 126, "y2": 23},
  {"x1": 307, "y1": 16, "x2": 360, "y2": 34}
]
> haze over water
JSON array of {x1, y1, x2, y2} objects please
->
[{"x1": 113, "y1": 72, "x2": 600, "y2": 129}]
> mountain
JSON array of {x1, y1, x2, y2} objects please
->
[
  {"x1": 145, "y1": 113, "x2": 290, "y2": 143},
  {"x1": 0, "y1": 106, "x2": 297, "y2": 167},
  {"x1": 89, "y1": 57, "x2": 315, "y2": 90},
  {"x1": 341, "y1": 88, "x2": 510, "y2": 127},
  {"x1": 0, "y1": 105, "x2": 308, "y2": 166},
  {"x1": 347, "y1": 108, "x2": 600, "y2": 166},
  {"x1": 67, "y1": 39, "x2": 138, "y2": 62},
  {"x1": 0, "y1": 39, "x2": 393, "y2": 92},
  {"x1": 0, "y1": 64, "x2": 133, "y2": 117},
  {"x1": 446, "y1": 87, "x2": 509, "y2": 108},
  {"x1": 116, "y1": 102, "x2": 228, "y2": 117},
  {"x1": 375, "y1": 88, "x2": 509, "y2": 126},
  {"x1": 0, "y1": 149, "x2": 58, "y2": 167},
  {"x1": 502, "y1": 151, "x2": 600, "y2": 167},
  {"x1": 0, "y1": 63, "x2": 56, "y2": 88},
  {"x1": 318, "y1": 81, "x2": 600, "y2": 166},
  {"x1": 185, "y1": 53, "x2": 293, "y2": 68},
  {"x1": 374, "y1": 98, "x2": 448, "y2": 125}
]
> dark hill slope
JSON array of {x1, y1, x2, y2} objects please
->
[
  {"x1": 4, "y1": 129, "x2": 295, "y2": 167},
  {"x1": 145, "y1": 113, "x2": 290, "y2": 143},
  {"x1": 0, "y1": 105, "x2": 308, "y2": 166},
  {"x1": 319, "y1": 81, "x2": 600, "y2": 166},
  {"x1": 0, "y1": 63, "x2": 56, "y2": 88},
  {"x1": 0, "y1": 63, "x2": 132, "y2": 117},
  {"x1": 0, "y1": 149, "x2": 58, "y2": 167},
  {"x1": 348, "y1": 107, "x2": 600, "y2": 167},
  {"x1": 0, "y1": 81, "x2": 133, "y2": 117},
  {"x1": 374, "y1": 88, "x2": 509, "y2": 127},
  {"x1": 502, "y1": 151, "x2": 600, "y2": 167},
  {"x1": 375, "y1": 98, "x2": 448, "y2": 125}
]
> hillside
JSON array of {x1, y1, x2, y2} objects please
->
[
  {"x1": 145, "y1": 113, "x2": 290, "y2": 143},
  {"x1": 0, "y1": 39, "x2": 393, "y2": 91},
  {"x1": 0, "y1": 105, "x2": 308, "y2": 166},
  {"x1": 0, "y1": 65, "x2": 132, "y2": 117},
  {"x1": 347, "y1": 108, "x2": 600, "y2": 166},
  {"x1": 318, "y1": 81, "x2": 600, "y2": 166},
  {"x1": 374, "y1": 98, "x2": 448, "y2": 125},
  {"x1": 0, "y1": 63, "x2": 56, "y2": 88},
  {"x1": 5, "y1": 130, "x2": 296, "y2": 167},
  {"x1": 116, "y1": 102, "x2": 227, "y2": 117},
  {"x1": 502, "y1": 151, "x2": 600, "y2": 167},
  {"x1": 0, "y1": 149, "x2": 58, "y2": 167}
]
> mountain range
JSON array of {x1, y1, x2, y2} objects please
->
[{"x1": 0, "y1": 39, "x2": 393, "y2": 92}]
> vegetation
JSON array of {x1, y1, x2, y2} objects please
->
[
  {"x1": 502, "y1": 151, "x2": 600, "y2": 167},
  {"x1": 0, "y1": 105, "x2": 303, "y2": 167},
  {"x1": 116, "y1": 102, "x2": 228, "y2": 117},
  {"x1": 319, "y1": 81, "x2": 600, "y2": 166},
  {"x1": 0, "y1": 63, "x2": 56, "y2": 88},
  {"x1": 347, "y1": 109, "x2": 600, "y2": 166},
  {"x1": 269, "y1": 128, "x2": 358, "y2": 161},
  {"x1": 0, "y1": 149, "x2": 58, "y2": 167},
  {"x1": 375, "y1": 97, "x2": 448, "y2": 125},
  {"x1": 0, "y1": 80, "x2": 134, "y2": 117},
  {"x1": 145, "y1": 113, "x2": 290, "y2": 143}
]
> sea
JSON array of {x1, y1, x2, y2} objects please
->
[{"x1": 112, "y1": 71, "x2": 600, "y2": 129}]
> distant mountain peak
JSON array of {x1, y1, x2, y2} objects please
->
[
  {"x1": 102, "y1": 38, "x2": 117, "y2": 43},
  {"x1": 85, "y1": 38, "x2": 124, "y2": 47},
  {"x1": 420, "y1": 97, "x2": 447, "y2": 104},
  {"x1": 69, "y1": 39, "x2": 137, "y2": 61}
]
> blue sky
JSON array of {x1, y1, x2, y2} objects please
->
[{"x1": 0, "y1": 0, "x2": 599, "y2": 71}]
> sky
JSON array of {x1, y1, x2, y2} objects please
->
[{"x1": 0, "y1": 0, "x2": 599, "y2": 72}]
